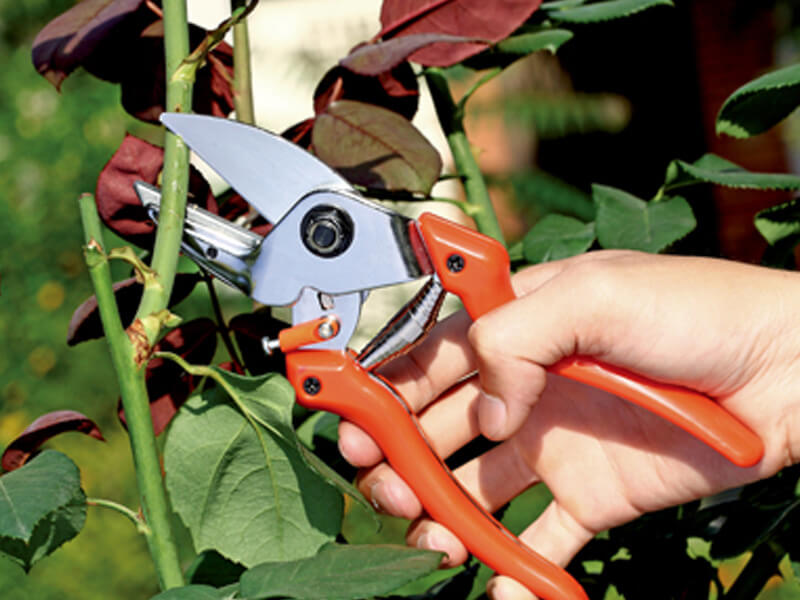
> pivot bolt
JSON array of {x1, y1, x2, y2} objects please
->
[
  {"x1": 303, "y1": 376, "x2": 321, "y2": 395},
  {"x1": 301, "y1": 205, "x2": 354, "y2": 258},
  {"x1": 317, "y1": 320, "x2": 336, "y2": 340},
  {"x1": 446, "y1": 253, "x2": 465, "y2": 273}
]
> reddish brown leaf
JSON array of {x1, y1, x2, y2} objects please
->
[
  {"x1": 229, "y1": 310, "x2": 286, "y2": 376},
  {"x1": 341, "y1": 33, "x2": 478, "y2": 76},
  {"x1": 119, "y1": 318, "x2": 219, "y2": 435},
  {"x1": 379, "y1": 0, "x2": 542, "y2": 66},
  {"x1": 313, "y1": 100, "x2": 442, "y2": 194},
  {"x1": 67, "y1": 273, "x2": 202, "y2": 346},
  {"x1": 282, "y1": 118, "x2": 315, "y2": 149},
  {"x1": 31, "y1": 0, "x2": 148, "y2": 89},
  {"x1": 313, "y1": 62, "x2": 419, "y2": 120},
  {"x1": 2, "y1": 411, "x2": 105, "y2": 472},
  {"x1": 95, "y1": 134, "x2": 217, "y2": 247}
]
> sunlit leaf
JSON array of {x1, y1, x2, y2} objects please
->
[
  {"x1": 0, "y1": 451, "x2": 86, "y2": 572},
  {"x1": 717, "y1": 63, "x2": 800, "y2": 138},
  {"x1": 593, "y1": 185, "x2": 695, "y2": 252},
  {"x1": 464, "y1": 29, "x2": 574, "y2": 70},
  {"x1": 164, "y1": 370, "x2": 342, "y2": 566},
  {"x1": 523, "y1": 214, "x2": 596, "y2": 263},
  {"x1": 314, "y1": 100, "x2": 442, "y2": 194},
  {"x1": 149, "y1": 584, "x2": 236, "y2": 600},
  {"x1": 2, "y1": 411, "x2": 104, "y2": 472},
  {"x1": 546, "y1": 0, "x2": 673, "y2": 23},
  {"x1": 663, "y1": 153, "x2": 800, "y2": 193},
  {"x1": 755, "y1": 199, "x2": 800, "y2": 246},
  {"x1": 379, "y1": 0, "x2": 542, "y2": 66},
  {"x1": 342, "y1": 34, "x2": 476, "y2": 75},
  {"x1": 239, "y1": 543, "x2": 443, "y2": 600}
]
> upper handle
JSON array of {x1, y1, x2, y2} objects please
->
[{"x1": 417, "y1": 212, "x2": 764, "y2": 468}]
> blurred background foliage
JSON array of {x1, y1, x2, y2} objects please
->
[
  {"x1": 4, "y1": 1, "x2": 800, "y2": 599},
  {"x1": 0, "y1": 1, "x2": 159, "y2": 598}
]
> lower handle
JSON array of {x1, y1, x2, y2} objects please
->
[{"x1": 287, "y1": 350, "x2": 589, "y2": 600}]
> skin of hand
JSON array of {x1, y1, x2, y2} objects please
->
[{"x1": 337, "y1": 250, "x2": 800, "y2": 600}]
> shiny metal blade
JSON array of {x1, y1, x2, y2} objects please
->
[{"x1": 160, "y1": 113, "x2": 350, "y2": 224}]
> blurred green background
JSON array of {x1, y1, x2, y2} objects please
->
[{"x1": 0, "y1": 2, "x2": 160, "y2": 598}]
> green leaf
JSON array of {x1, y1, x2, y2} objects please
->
[
  {"x1": 755, "y1": 199, "x2": 800, "y2": 246},
  {"x1": 464, "y1": 29, "x2": 574, "y2": 70},
  {"x1": 717, "y1": 63, "x2": 800, "y2": 138},
  {"x1": 663, "y1": 153, "x2": 800, "y2": 193},
  {"x1": 238, "y1": 543, "x2": 443, "y2": 600},
  {"x1": 510, "y1": 170, "x2": 596, "y2": 222},
  {"x1": 593, "y1": 185, "x2": 695, "y2": 252},
  {"x1": 541, "y1": 0, "x2": 587, "y2": 8},
  {"x1": 313, "y1": 100, "x2": 442, "y2": 195},
  {"x1": 547, "y1": 0, "x2": 674, "y2": 23},
  {"x1": 0, "y1": 450, "x2": 86, "y2": 572},
  {"x1": 495, "y1": 92, "x2": 631, "y2": 139},
  {"x1": 164, "y1": 372, "x2": 343, "y2": 567},
  {"x1": 296, "y1": 412, "x2": 339, "y2": 450},
  {"x1": 150, "y1": 584, "x2": 237, "y2": 600},
  {"x1": 523, "y1": 215, "x2": 596, "y2": 263}
]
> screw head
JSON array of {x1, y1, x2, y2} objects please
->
[
  {"x1": 303, "y1": 376, "x2": 321, "y2": 395},
  {"x1": 317, "y1": 321, "x2": 336, "y2": 340},
  {"x1": 446, "y1": 253, "x2": 465, "y2": 273}
]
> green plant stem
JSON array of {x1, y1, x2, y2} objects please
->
[
  {"x1": 203, "y1": 272, "x2": 245, "y2": 372},
  {"x1": 231, "y1": 0, "x2": 255, "y2": 124},
  {"x1": 424, "y1": 67, "x2": 506, "y2": 246},
  {"x1": 79, "y1": 196, "x2": 184, "y2": 591},
  {"x1": 136, "y1": 0, "x2": 193, "y2": 327},
  {"x1": 722, "y1": 542, "x2": 782, "y2": 600},
  {"x1": 87, "y1": 497, "x2": 149, "y2": 534}
]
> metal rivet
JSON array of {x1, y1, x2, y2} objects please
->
[
  {"x1": 446, "y1": 253, "x2": 465, "y2": 273},
  {"x1": 317, "y1": 321, "x2": 335, "y2": 340},
  {"x1": 303, "y1": 376, "x2": 321, "y2": 395},
  {"x1": 205, "y1": 246, "x2": 218, "y2": 259}
]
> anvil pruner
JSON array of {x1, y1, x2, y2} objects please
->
[{"x1": 137, "y1": 113, "x2": 764, "y2": 600}]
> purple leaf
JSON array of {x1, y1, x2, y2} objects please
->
[
  {"x1": 341, "y1": 33, "x2": 480, "y2": 76},
  {"x1": 2, "y1": 411, "x2": 105, "y2": 472},
  {"x1": 379, "y1": 0, "x2": 542, "y2": 66},
  {"x1": 313, "y1": 100, "x2": 442, "y2": 194}
]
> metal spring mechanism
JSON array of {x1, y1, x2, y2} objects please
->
[{"x1": 357, "y1": 277, "x2": 446, "y2": 370}]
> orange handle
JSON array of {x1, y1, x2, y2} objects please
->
[
  {"x1": 287, "y1": 350, "x2": 589, "y2": 600},
  {"x1": 418, "y1": 211, "x2": 764, "y2": 467}
]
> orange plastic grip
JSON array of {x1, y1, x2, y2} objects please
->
[
  {"x1": 287, "y1": 350, "x2": 589, "y2": 600},
  {"x1": 417, "y1": 211, "x2": 764, "y2": 467}
]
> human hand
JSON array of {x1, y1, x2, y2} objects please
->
[{"x1": 339, "y1": 251, "x2": 800, "y2": 599}]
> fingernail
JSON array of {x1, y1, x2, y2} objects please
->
[
  {"x1": 416, "y1": 532, "x2": 451, "y2": 562},
  {"x1": 479, "y1": 391, "x2": 507, "y2": 439},
  {"x1": 369, "y1": 480, "x2": 384, "y2": 511}
]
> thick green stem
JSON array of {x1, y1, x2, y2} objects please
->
[
  {"x1": 79, "y1": 196, "x2": 184, "y2": 590},
  {"x1": 136, "y1": 0, "x2": 193, "y2": 325},
  {"x1": 231, "y1": 0, "x2": 255, "y2": 124},
  {"x1": 425, "y1": 67, "x2": 506, "y2": 246}
]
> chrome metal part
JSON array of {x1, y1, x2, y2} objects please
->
[
  {"x1": 136, "y1": 181, "x2": 261, "y2": 294},
  {"x1": 160, "y1": 113, "x2": 350, "y2": 224},
  {"x1": 357, "y1": 277, "x2": 446, "y2": 370},
  {"x1": 262, "y1": 337, "x2": 281, "y2": 355},
  {"x1": 317, "y1": 320, "x2": 336, "y2": 340},
  {"x1": 291, "y1": 288, "x2": 362, "y2": 352},
  {"x1": 251, "y1": 189, "x2": 431, "y2": 306}
]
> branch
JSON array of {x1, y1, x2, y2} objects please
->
[
  {"x1": 79, "y1": 196, "x2": 184, "y2": 590},
  {"x1": 424, "y1": 67, "x2": 506, "y2": 245}
]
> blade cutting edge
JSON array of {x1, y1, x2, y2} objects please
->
[{"x1": 160, "y1": 113, "x2": 350, "y2": 224}]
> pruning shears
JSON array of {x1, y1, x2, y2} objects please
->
[{"x1": 139, "y1": 113, "x2": 764, "y2": 600}]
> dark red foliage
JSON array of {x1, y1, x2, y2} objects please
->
[
  {"x1": 119, "y1": 318, "x2": 219, "y2": 435},
  {"x1": 95, "y1": 135, "x2": 217, "y2": 248},
  {"x1": 229, "y1": 310, "x2": 286, "y2": 376},
  {"x1": 341, "y1": 33, "x2": 477, "y2": 76},
  {"x1": 282, "y1": 119, "x2": 315, "y2": 150},
  {"x1": 313, "y1": 62, "x2": 419, "y2": 121},
  {"x1": 2, "y1": 411, "x2": 105, "y2": 472},
  {"x1": 67, "y1": 272, "x2": 202, "y2": 346},
  {"x1": 32, "y1": 0, "x2": 234, "y2": 123},
  {"x1": 379, "y1": 0, "x2": 542, "y2": 66}
]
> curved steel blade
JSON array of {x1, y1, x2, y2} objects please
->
[{"x1": 160, "y1": 113, "x2": 350, "y2": 224}]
